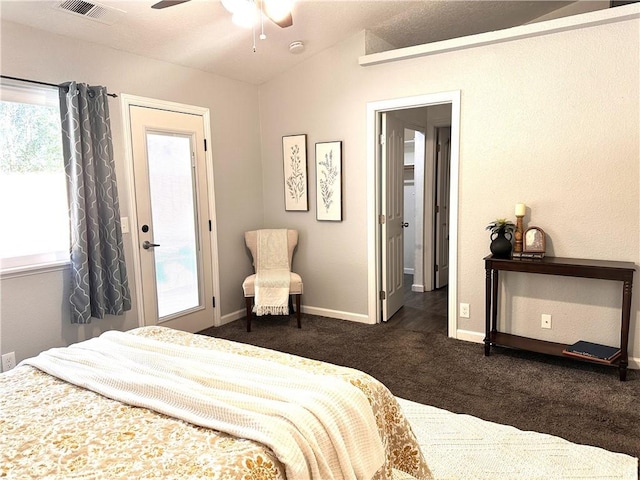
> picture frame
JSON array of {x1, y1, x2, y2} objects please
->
[
  {"x1": 282, "y1": 134, "x2": 308, "y2": 211},
  {"x1": 523, "y1": 226, "x2": 546, "y2": 254},
  {"x1": 315, "y1": 141, "x2": 342, "y2": 221}
]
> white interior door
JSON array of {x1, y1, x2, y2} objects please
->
[
  {"x1": 130, "y1": 105, "x2": 214, "y2": 332},
  {"x1": 435, "y1": 126, "x2": 451, "y2": 289},
  {"x1": 381, "y1": 112, "x2": 405, "y2": 321}
]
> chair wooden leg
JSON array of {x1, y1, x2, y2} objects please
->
[
  {"x1": 295, "y1": 294, "x2": 301, "y2": 329},
  {"x1": 245, "y1": 297, "x2": 253, "y2": 332}
]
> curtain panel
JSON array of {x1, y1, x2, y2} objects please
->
[{"x1": 59, "y1": 82, "x2": 131, "y2": 324}]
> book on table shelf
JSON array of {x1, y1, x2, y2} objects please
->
[
  {"x1": 512, "y1": 252, "x2": 545, "y2": 259},
  {"x1": 562, "y1": 340, "x2": 621, "y2": 364}
]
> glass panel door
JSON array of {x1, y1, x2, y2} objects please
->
[
  {"x1": 130, "y1": 104, "x2": 214, "y2": 333},
  {"x1": 146, "y1": 132, "x2": 201, "y2": 320}
]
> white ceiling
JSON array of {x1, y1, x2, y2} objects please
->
[{"x1": 0, "y1": 0, "x2": 614, "y2": 85}]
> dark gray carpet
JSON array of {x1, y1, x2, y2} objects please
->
[{"x1": 199, "y1": 312, "x2": 640, "y2": 462}]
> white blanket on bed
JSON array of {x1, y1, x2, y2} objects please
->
[{"x1": 21, "y1": 330, "x2": 385, "y2": 480}]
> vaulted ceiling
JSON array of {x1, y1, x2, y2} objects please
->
[{"x1": 1, "y1": 1, "x2": 615, "y2": 84}]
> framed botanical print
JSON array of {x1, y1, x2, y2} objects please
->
[
  {"x1": 315, "y1": 141, "x2": 342, "y2": 221},
  {"x1": 282, "y1": 134, "x2": 308, "y2": 211}
]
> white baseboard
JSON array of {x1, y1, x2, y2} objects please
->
[
  {"x1": 454, "y1": 329, "x2": 484, "y2": 343},
  {"x1": 219, "y1": 309, "x2": 245, "y2": 326},
  {"x1": 411, "y1": 284, "x2": 425, "y2": 292},
  {"x1": 404, "y1": 268, "x2": 415, "y2": 275},
  {"x1": 301, "y1": 305, "x2": 372, "y2": 324},
  {"x1": 217, "y1": 306, "x2": 372, "y2": 327}
]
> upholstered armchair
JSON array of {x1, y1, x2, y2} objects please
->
[{"x1": 242, "y1": 229, "x2": 303, "y2": 332}]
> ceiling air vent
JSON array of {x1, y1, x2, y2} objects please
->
[{"x1": 53, "y1": 0, "x2": 125, "y2": 25}]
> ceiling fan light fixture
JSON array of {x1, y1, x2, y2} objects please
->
[
  {"x1": 263, "y1": 0, "x2": 293, "y2": 22},
  {"x1": 231, "y1": 9, "x2": 257, "y2": 28},
  {"x1": 223, "y1": 0, "x2": 258, "y2": 28},
  {"x1": 220, "y1": 0, "x2": 243, "y2": 14}
]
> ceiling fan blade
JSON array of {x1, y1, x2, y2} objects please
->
[
  {"x1": 268, "y1": 11, "x2": 293, "y2": 28},
  {"x1": 151, "y1": 0, "x2": 191, "y2": 9},
  {"x1": 260, "y1": 0, "x2": 293, "y2": 28}
]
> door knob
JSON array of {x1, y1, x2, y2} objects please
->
[
  {"x1": 142, "y1": 240, "x2": 160, "y2": 249},
  {"x1": 402, "y1": 222, "x2": 409, "y2": 228}
]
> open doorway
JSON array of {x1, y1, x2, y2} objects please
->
[
  {"x1": 396, "y1": 107, "x2": 452, "y2": 333},
  {"x1": 366, "y1": 91, "x2": 460, "y2": 339},
  {"x1": 398, "y1": 104, "x2": 452, "y2": 293},
  {"x1": 401, "y1": 123, "x2": 449, "y2": 331}
]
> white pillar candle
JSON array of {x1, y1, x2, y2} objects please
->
[{"x1": 515, "y1": 203, "x2": 526, "y2": 216}]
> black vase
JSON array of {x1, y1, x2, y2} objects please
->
[{"x1": 490, "y1": 229, "x2": 513, "y2": 258}]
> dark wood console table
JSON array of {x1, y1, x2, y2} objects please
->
[{"x1": 484, "y1": 255, "x2": 635, "y2": 381}]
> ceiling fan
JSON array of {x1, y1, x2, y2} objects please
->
[{"x1": 151, "y1": 0, "x2": 294, "y2": 29}]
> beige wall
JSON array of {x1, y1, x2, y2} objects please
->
[
  {"x1": 0, "y1": 21, "x2": 263, "y2": 362},
  {"x1": 257, "y1": 16, "x2": 640, "y2": 360}
]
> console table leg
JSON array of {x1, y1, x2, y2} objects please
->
[
  {"x1": 491, "y1": 270, "x2": 499, "y2": 332},
  {"x1": 619, "y1": 280, "x2": 632, "y2": 382},
  {"x1": 619, "y1": 363, "x2": 628, "y2": 381},
  {"x1": 484, "y1": 268, "x2": 492, "y2": 356}
]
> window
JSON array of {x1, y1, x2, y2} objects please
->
[{"x1": 0, "y1": 80, "x2": 69, "y2": 272}]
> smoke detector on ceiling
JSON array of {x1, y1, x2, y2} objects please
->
[
  {"x1": 52, "y1": 0, "x2": 126, "y2": 25},
  {"x1": 289, "y1": 41, "x2": 305, "y2": 54}
]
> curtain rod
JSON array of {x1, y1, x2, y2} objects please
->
[{"x1": 1, "y1": 75, "x2": 118, "y2": 98}]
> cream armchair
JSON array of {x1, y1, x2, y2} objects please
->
[{"x1": 242, "y1": 229, "x2": 303, "y2": 332}]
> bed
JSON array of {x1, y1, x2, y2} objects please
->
[{"x1": 1, "y1": 326, "x2": 432, "y2": 480}]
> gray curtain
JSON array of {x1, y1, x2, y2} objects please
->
[{"x1": 59, "y1": 82, "x2": 131, "y2": 324}]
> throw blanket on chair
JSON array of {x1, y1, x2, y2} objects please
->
[{"x1": 254, "y1": 229, "x2": 291, "y2": 316}]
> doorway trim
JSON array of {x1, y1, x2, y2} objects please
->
[
  {"x1": 366, "y1": 91, "x2": 460, "y2": 338},
  {"x1": 120, "y1": 94, "x2": 221, "y2": 328}
]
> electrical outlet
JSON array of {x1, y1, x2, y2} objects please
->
[
  {"x1": 460, "y1": 303, "x2": 470, "y2": 318},
  {"x1": 541, "y1": 314, "x2": 552, "y2": 329},
  {"x1": 2, "y1": 352, "x2": 16, "y2": 372}
]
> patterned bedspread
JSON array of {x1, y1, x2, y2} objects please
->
[{"x1": 1, "y1": 326, "x2": 432, "y2": 480}]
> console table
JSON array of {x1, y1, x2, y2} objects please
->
[{"x1": 484, "y1": 255, "x2": 635, "y2": 381}]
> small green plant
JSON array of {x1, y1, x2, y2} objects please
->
[{"x1": 486, "y1": 218, "x2": 516, "y2": 235}]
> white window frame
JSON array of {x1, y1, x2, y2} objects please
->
[{"x1": 0, "y1": 79, "x2": 70, "y2": 278}]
